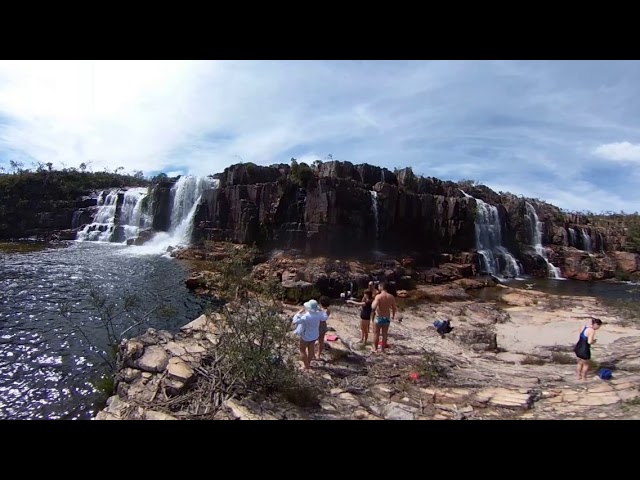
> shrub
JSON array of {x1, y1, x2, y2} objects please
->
[{"x1": 417, "y1": 349, "x2": 449, "y2": 384}]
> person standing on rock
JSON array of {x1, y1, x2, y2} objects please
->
[
  {"x1": 574, "y1": 317, "x2": 603, "y2": 380},
  {"x1": 292, "y1": 299, "x2": 328, "y2": 370},
  {"x1": 317, "y1": 296, "x2": 332, "y2": 357},
  {"x1": 372, "y1": 282, "x2": 399, "y2": 353},
  {"x1": 347, "y1": 290, "x2": 375, "y2": 345}
]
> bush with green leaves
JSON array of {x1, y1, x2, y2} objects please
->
[{"x1": 206, "y1": 246, "x2": 318, "y2": 404}]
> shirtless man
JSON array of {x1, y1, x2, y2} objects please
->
[{"x1": 371, "y1": 282, "x2": 399, "y2": 353}]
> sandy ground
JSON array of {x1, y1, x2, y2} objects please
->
[{"x1": 493, "y1": 287, "x2": 640, "y2": 354}]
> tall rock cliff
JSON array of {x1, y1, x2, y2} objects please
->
[{"x1": 189, "y1": 162, "x2": 477, "y2": 259}]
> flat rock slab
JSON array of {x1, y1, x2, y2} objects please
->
[
  {"x1": 167, "y1": 357, "x2": 195, "y2": 383},
  {"x1": 135, "y1": 345, "x2": 169, "y2": 373},
  {"x1": 474, "y1": 387, "x2": 532, "y2": 409},
  {"x1": 496, "y1": 352, "x2": 527, "y2": 364},
  {"x1": 383, "y1": 402, "x2": 417, "y2": 420},
  {"x1": 165, "y1": 342, "x2": 187, "y2": 357},
  {"x1": 181, "y1": 314, "x2": 220, "y2": 334},
  {"x1": 224, "y1": 399, "x2": 278, "y2": 420},
  {"x1": 337, "y1": 392, "x2": 361, "y2": 408},
  {"x1": 575, "y1": 395, "x2": 621, "y2": 407},
  {"x1": 144, "y1": 410, "x2": 178, "y2": 420}
]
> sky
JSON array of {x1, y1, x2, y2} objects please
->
[{"x1": 0, "y1": 60, "x2": 639, "y2": 214}]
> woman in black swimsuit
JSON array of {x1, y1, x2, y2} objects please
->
[
  {"x1": 347, "y1": 290, "x2": 374, "y2": 345},
  {"x1": 574, "y1": 318, "x2": 603, "y2": 380}
]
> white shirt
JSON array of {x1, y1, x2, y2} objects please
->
[{"x1": 292, "y1": 310, "x2": 328, "y2": 342}]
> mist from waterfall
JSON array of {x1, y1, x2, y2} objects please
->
[{"x1": 525, "y1": 202, "x2": 563, "y2": 279}]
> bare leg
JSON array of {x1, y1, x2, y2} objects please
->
[
  {"x1": 381, "y1": 324, "x2": 390, "y2": 350},
  {"x1": 576, "y1": 359, "x2": 582, "y2": 380},
  {"x1": 580, "y1": 361, "x2": 589, "y2": 380},
  {"x1": 308, "y1": 340, "x2": 316, "y2": 362},
  {"x1": 299, "y1": 340, "x2": 309, "y2": 369},
  {"x1": 317, "y1": 329, "x2": 325, "y2": 357},
  {"x1": 361, "y1": 320, "x2": 370, "y2": 344},
  {"x1": 372, "y1": 322, "x2": 381, "y2": 352}
]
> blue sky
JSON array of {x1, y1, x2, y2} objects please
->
[{"x1": 0, "y1": 60, "x2": 639, "y2": 213}]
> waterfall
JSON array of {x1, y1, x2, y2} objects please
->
[
  {"x1": 167, "y1": 176, "x2": 215, "y2": 245},
  {"x1": 380, "y1": 170, "x2": 385, "y2": 184},
  {"x1": 581, "y1": 228, "x2": 592, "y2": 252},
  {"x1": 76, "y1": 190, "x2": 120, "y2": 242},
  {"x1": 76, "y1": 188, "x2": 151, "y2": 243},
  {"x1": 370, "y1": 190, "x2": 379, "y2": 239},
  {"x1": 568, "y1": 227, "x2": 577, "y2": 247},
  {"x1": 133, "y1": 176, "x2": 215, "y2": 254},
  {"x1": 71, "y1": 211, "x2": 82, "y2": 229},
  {"x1": 461, "y1": 190, "x2": 521, "y2": 278},
  {"x1": 525, "y1": 202, "x2": 563, "y2": 279}
]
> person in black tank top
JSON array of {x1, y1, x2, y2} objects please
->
[
  {"x1": 574, "y1": 318, "x2": 603, "y2": 380},
  {"x1": 347, "y1": 290, "x2": 375, "y2": 345}
]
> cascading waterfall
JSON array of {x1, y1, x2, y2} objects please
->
[
  {"x1": 119, "y1": 188, "x2": 153, "y2": 240},
  {"x1": 76, "y1": 190, "x2": 120, "y2": 242},
  {"x1": 76, "y1": 188, "x2": 151, "y2": 243},
  {"x1": 461, "y1": 190, "x2": 521, "y2": 278},
  {"x1": 525, "y1": 202, "x2": 563, "y2": 279},
  {"x1": 167, "y1": 176, "x2": 215, "y2": 245},
  {"x1": 136, "y1": 176, "x2": 216, "y2": 254},
  {"x1": 581, "y1": 229, "x2": 592, "y2": 252},
  {"x1": 370, "y1": 190, "x2": 379, "y2": 240}
]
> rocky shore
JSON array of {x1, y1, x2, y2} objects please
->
[{"x1": 95, "y1": 281, "x2": 640, "y2": 420}]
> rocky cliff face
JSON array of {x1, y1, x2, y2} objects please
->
[
  {"x1": 191, "y1": 161, "x2": 477, "y2": 259},
  {"x1": 3, "y1": 163, "x2": 639, "y2": 281}
]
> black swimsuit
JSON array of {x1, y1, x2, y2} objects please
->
[
  {"x1": 574, "y1": 326, "x2": 591, "y2": 360},
  {"x1": 360, "y1": 300, "x2": 373, "y2": 320}
]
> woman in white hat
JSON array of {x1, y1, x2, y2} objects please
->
[{"x1": 292, "y1": 299, "x2": 328, "y2": 370}]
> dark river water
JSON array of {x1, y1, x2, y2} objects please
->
[
  {"x1": 0, "y1": 241, "x2": 211, "y2": 420},
  {"x1": 468, "y1": 276, "x2": 640, "y2": 307}
]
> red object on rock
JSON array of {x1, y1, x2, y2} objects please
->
[{"x1": 409, "y1": 372, "x2": 420, "y2": 382}]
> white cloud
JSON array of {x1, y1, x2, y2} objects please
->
[
  {"x1": 2, "y1": 60, "x2": 640, "y2": 212},
  {"x1": 592, "y1": 141, "x2": 640, "y2": 163}
]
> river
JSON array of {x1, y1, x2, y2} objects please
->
[{"x1": 0, "y1": 241, "x2": 211, "y2": 420}]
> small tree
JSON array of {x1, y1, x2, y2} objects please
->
[
  {"x1": 203, "y1": 248, "x2": 316, "y2": 403},
  {"x1": 59, "y1": 284, "x2": 169, "y2": 371}
]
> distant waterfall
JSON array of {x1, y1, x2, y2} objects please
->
[
  {"x1": 568, "y1": 227, "x2": 577, "y2": 247},
  {"x1": 525, "y1": 202, "x2": 563, "y2": 279},
  {"x1": 76, "y1": 188, "x2": 150, "y2": 243},
  {"x1": 581, "y1": 228, "x2": 592, "y2": 252},
  {"x1": 370, "y1": 190, "x2": 379, "y2": 240},
  {"x1": 461, "y1": 190, "x2": 521, "y2": 278}
]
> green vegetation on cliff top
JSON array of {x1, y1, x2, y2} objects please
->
[{"x1": 0, "y1": 164, "x2": 151, "y2": 238}]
